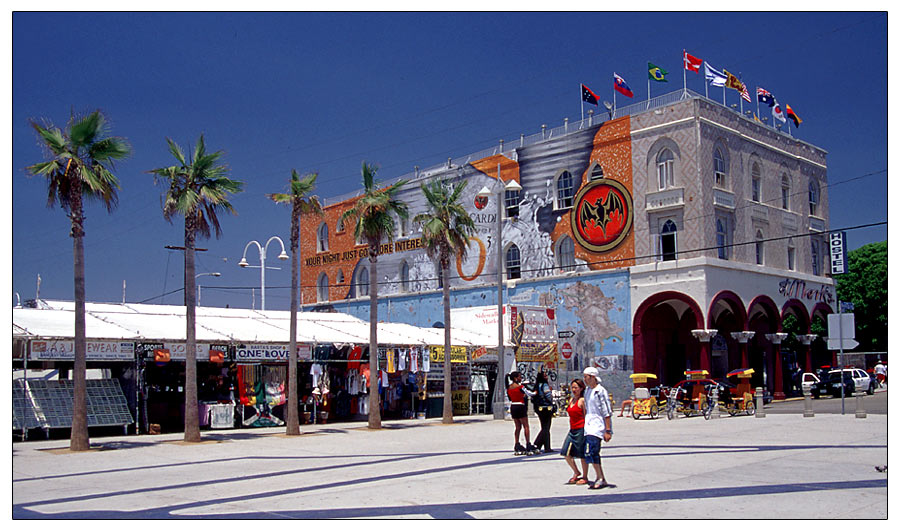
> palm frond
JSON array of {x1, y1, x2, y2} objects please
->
[{"x1": 69, "y1": 111, "x2": 103, "y2": 148}]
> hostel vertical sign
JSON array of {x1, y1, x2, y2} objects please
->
[{"x1": 829, "y1": 231, "x2": 847, "y2": 275}]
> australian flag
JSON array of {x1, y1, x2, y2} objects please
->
[{"x1": 757, "y1": 87, "x2": 776, "y2": 107}]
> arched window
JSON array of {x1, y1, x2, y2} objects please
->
[
  {"x1": 714, "y1": 148, "x2": 727, "y2": 188},
  {"x1": 399, "y1": 215, "x2": 409, "y2": 238},
  {"x1": 755, "y1": 230, "x2": 765, "y2": 266},
  {"x1": 317, "y1": 223, "x2": 329, "y2": 252},
  {"x1": 590, "y1": 163, "x2": 604, "y2": 181},
  {"x1": 556, "y1": 170, "x2": 575, "y2": 209},
  {"x1": 811, "y1": 240, "x2": 821, "y2": 276},
  {"x1": 400, "y1": 261, "x2": 410, "y2": 293},
  {"x1": 809, "y1": 179, "x2": 820, "y2": 216},
  {"x1": 356, "y1": 266, "x2": 369, "y2": 298},
  {"x1": 716, "y1": 218, "x2": 728, "y2": 260},
  {"x1": 557, "y1": 236, "x2": 576, "y2": 272},
  {"x1": 317, "y1": 273, "x2": 329, "y2": 302},
  {"x1": 787, "y1": 238, "x2": 796, "y2": 271},
  {"x1": 660, "y1": 220, "x2": 677, "y2": 261},
  {"x1": 657, "y1": 149, "x2": 675, "y2": 190},
  {"x1": 337, "y1": 216, "x2": 345, "y2": 233},
  {"x1": 336, "y1": 270, "x2": 345, "y2": 286},
  {"x1": 751, "y1": 163, "x2": 761, "y2": 202},
  {"x1": 505, "y1": 244, "x2": 521, "y2": 280},
  {"x1": 781, "y1": 174, "x2": 791, "y2": 210}
]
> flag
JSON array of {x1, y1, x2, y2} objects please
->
[
  {"x1": 724, "y1": 70, "x2": 745, "y2": 92},
  {"x1": 757, "y1": 87, "x2": 775, "y2": 107},
  {"x1": 741, "y1": 84, "x2": 751, "y2": 103},
  {"x1": 648, "y1": 62, "x2": 669, "y2": 82},
  {"x1": 683, "y1": 50, "x2": 702, "y2": 73},
  {"x1": 614, "y1": 73, "x2": 634, "y2": 98},
  {"x1": 772, "y1": 101, "x2": 786, "y2": 124},
  {"x1": 705, "y1": 62, "x2": 727, "y2": 87},
  {"x1": 581, "y1": 83, "x2": 599, "y2": 105},
  {"x1": 785, "y1": 104, "x2": 802, "y2": 128}
]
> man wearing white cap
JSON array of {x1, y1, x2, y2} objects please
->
[{"x1": 582, "y1": 366, "x2": 614, "y2": 489}]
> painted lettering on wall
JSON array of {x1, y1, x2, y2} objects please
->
[
  {"x1": 305, "y1": 237, "x2": 425, "y2": 267},
  {"x1": 778, "y1": 278, "x2": 834, "y2": 305}
]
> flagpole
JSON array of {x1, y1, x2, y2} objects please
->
[
  {"x1": 683, "y1": 51, "x2": 687, "y2": 95},
  {"x1": 704, "y1": 62, "x2": 709, "y2": 99},
  {"x1": 581, "y1": 86, "x2": 584, "y2": 122},
  {"x1": 756, "y1": 87, "x2": 760, "y2": 119}
]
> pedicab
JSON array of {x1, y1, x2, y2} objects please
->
[
  {"x1": 666, "y1": 370, "x2": 713, "y2": 419},
  {"x1": 722, "y1": 368, "x2": 756, "y2": 416},
  {"x1": 629, "y1": 373, "x2": 662, "y2": 419}
]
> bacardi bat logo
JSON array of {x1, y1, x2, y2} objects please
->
[{"x1": 570, "y1": 178, "x2": 633, "y2": 252}]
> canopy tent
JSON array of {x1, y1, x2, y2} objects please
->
[{"x1": 13, "y1": 300, "x2": 497, "y2": 348}]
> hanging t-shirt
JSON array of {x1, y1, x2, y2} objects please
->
[
  {"x1": 348, "y1": 346, "x2": 363, "y2": 370},
  {"x1": 386, "y1": 349, "x2": 396, "y2": 373},
  {"x1": 422, "y1": 347, "x2": 430, "y2": 372},
  {"x1": 310, "y1": 364, "x2": 323, "y2": 388},
  {"x1": 411, "y1": 348, "x2": 419, "y2": 372},
  {"x1": 399, "y1": 349, "x2": 407, "y2": 371}
]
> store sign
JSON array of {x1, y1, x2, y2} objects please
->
[
  {"x1": 429, "y1": 345, "x2": 468, "y2": 364},
  {"x1": 515, "y1": 342, "x2": 559, "y2": 363},
  {"x1": 235, "y1": 344, "x2": 290, "y2": 362},
  {"x1": 570, "y1": 177, "x2": 634, "y2": 253},
  {"x1": 829, "y1": 231, "x2": 847, "y2": 275},
  {"x1": 452, "y1": 389, "x2": 470, "y2": 415},
  {"x1": 29, "y1": 340, "x2": 135, "y2": 361},
  {"x1": 511, "y1": 306, "x2": 557, "y2": 343},
  {"x1": 777, "y1": 278, "x2": 834, "y2": 305}
]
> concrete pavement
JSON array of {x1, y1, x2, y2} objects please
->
[{"x1": 12, "y1": 405, "x2": 887, "y2": 519}]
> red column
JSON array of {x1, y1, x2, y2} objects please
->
[
  {"x1": 804, "y1": 344, "x2": 813, "y2": 373},
  {"x1": 700, "y1": 340, "x2": 711, "y2": 372},
  {"x1": 773, "y1": 342, "x2": 785, "y2": 400},
  {"x1": 740, "y1": 342, "x2": 749, "y2": 369}
]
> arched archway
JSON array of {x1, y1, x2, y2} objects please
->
[
  {"x1": 707, "y1": 291, "x2": 748, "y2": 378},
  {"x1": 810, "y1": 302, "x2": 834, "y2": 369},
  {"x1": 779, "y1": 299, "x2": 811, "y2": 397},
  {"x1": 633, "y1": 291, "x2": 704, "y2": 386},
  {"x1": 747, "y1": 296, "x2": 781, "y2": 391}
]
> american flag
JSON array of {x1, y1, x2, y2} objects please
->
[{"x1": 741, "y1": 84, "x2": 752, "y2": 103}]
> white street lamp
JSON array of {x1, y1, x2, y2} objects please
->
[
  {"x1": 476, "y1": 174, "x2": 522, "y2": 420},
  {"x1": 239, "y1": 236, "x2": 289, "y2": 311},
  {"x1": 195, "y1": 272, "x2": 221, "y2": 307}
]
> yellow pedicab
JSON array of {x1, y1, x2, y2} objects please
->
[
  {"x1": 724, "y1": 368, "x2": 756, "y2": 416},
  {"x1": 629, "y1": 373, "x2": 661, "y2": 419}
]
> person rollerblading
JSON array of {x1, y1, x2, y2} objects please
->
[{"x1": 514, "y1": 442, "x2": 527, "y2": 455}]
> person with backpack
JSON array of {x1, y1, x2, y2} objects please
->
[{"x1": 532, "y1": 369, "x2": 556, "y2": 453}]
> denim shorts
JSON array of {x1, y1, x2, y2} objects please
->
[{"x1": 584, "y1": 434, "x2": 602, "y2": 464}]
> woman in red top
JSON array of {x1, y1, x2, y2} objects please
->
[
  {"x1": 507, "y1": 371, "x2": 535, "y2": 455},
  {"x1": 561, "y1": 378, "x2": 588, "y2": 484}
]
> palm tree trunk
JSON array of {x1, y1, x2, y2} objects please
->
[
  {"x1": 69, "y1": 189, "x2": 90, "y2": 451},
  {"x1": 368, "y1": 246, "x2": 382, "y2": 429},
  {"x1": 183, "y1": 215, "x2": 201, "y2": 443},
  {"x1": 441, "y1": 257, "x2": 454, "y2": 424},
  {"x1": 286, "y1": 204, "x2": 301, "y2": 435}
]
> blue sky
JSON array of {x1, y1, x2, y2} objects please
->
[{"x1": 10, "y1": 11, "x2": 888, "y2": 310}]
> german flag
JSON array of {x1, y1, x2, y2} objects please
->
[{"x1": 785, "y1": 104, "x2": 802, "y2": 128}]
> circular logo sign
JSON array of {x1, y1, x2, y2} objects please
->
[
  {"x1": 561, "y1": 342, "x2": 573, "y2": 360},
  {"x1": 474, "y1": 195, "x2": 489, "y2": 210},
  {"x1": 570, "y1": 178, "x2": 633, "y2": 253}
]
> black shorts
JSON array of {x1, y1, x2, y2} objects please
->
[{"x1": 510, "y1": 403, "x2": 527, "y2": 419}]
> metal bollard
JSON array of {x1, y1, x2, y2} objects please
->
[
  {"x1": 803, "y1": 388, "x2": 814, "y2": 417},
  {"x1": 755, "y1": 387, "x2": 765, "y2": 418},
  {"x1": 709, "y1": 386, "x2": 720, "y2": 419},
  {"x1": 855, "y1": 392, "x2": 867, "y2": 418}
]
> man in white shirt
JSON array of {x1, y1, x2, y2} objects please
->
[
  {"x1": 874, "y1": 361, "x2": 886, "y2": 388},
  {"x1": 582, "y1": 367, "x2": 614, "y2": 489}
]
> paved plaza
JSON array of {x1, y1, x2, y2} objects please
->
[{"x1": 12, "y1": 403, "x2": 887, "y2": 520}]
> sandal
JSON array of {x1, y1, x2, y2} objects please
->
[
  {"x1": 575, "y1": 477, "x2": 588, "y2": 485},
  {"x1": 588, "y1": 481, "x2": 609, "y2": 490},
  {"x1": 566, "y1": 475, "x2": 580, "y2": 484}
]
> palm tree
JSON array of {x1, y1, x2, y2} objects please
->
[
  {"x1": 414, "y1": 179, "x2": 477, "y2": 424},
  {"x1": 267, "y1": 170, "x2": 322, "y2": 436},
  {"x1": 340, "y1": 162, "x2": 408, "y2": 429},
  {"x1": 26, "y1": 110, "x2": 131, "y2": 451},
  {"x1": 148, "y1": 135, "x2": 242, "y2": 443}
]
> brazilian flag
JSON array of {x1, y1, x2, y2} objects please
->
[{"x1": 648, "y1": 62, "x2": 668, "y2": 82}]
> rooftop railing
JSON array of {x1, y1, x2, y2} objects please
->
[{"x1": 323, "y1": 88, "x2": 805, "y2": 206}]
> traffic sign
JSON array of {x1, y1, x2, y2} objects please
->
[
  {"x1": 560, "y1": 342, "x2": 573, "y2": 359},
  {"x1": 558, "y1": 330, "x2": 575, "y2": 339},
  {"x1": 840, "y1": 301, "x2": 854, "y2": 312},
  {"x1": 827, "y1": 338, "x2": 859, "y2": 350}
]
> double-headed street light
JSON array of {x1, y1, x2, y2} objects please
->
[
  {"x1": 476, "y1": 174, "x2": 522, "y2": 420},
  {"x1": 238, "y1": 236, "x2": 289, "y2": 311}
]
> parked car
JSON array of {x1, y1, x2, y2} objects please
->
[
  {"x1": 810, "y1": 372, "x2": 855, "y2": 398},
  {"x1": 801, "y1": 372, "x2": 820, "y2": 393},
  {"x1": 828, "y1": 368, "x2": 877, "y2": 395}
]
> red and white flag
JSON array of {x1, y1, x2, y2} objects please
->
[{"x1": 683, "y1": 50, "x2": 702, "y2": 73}]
